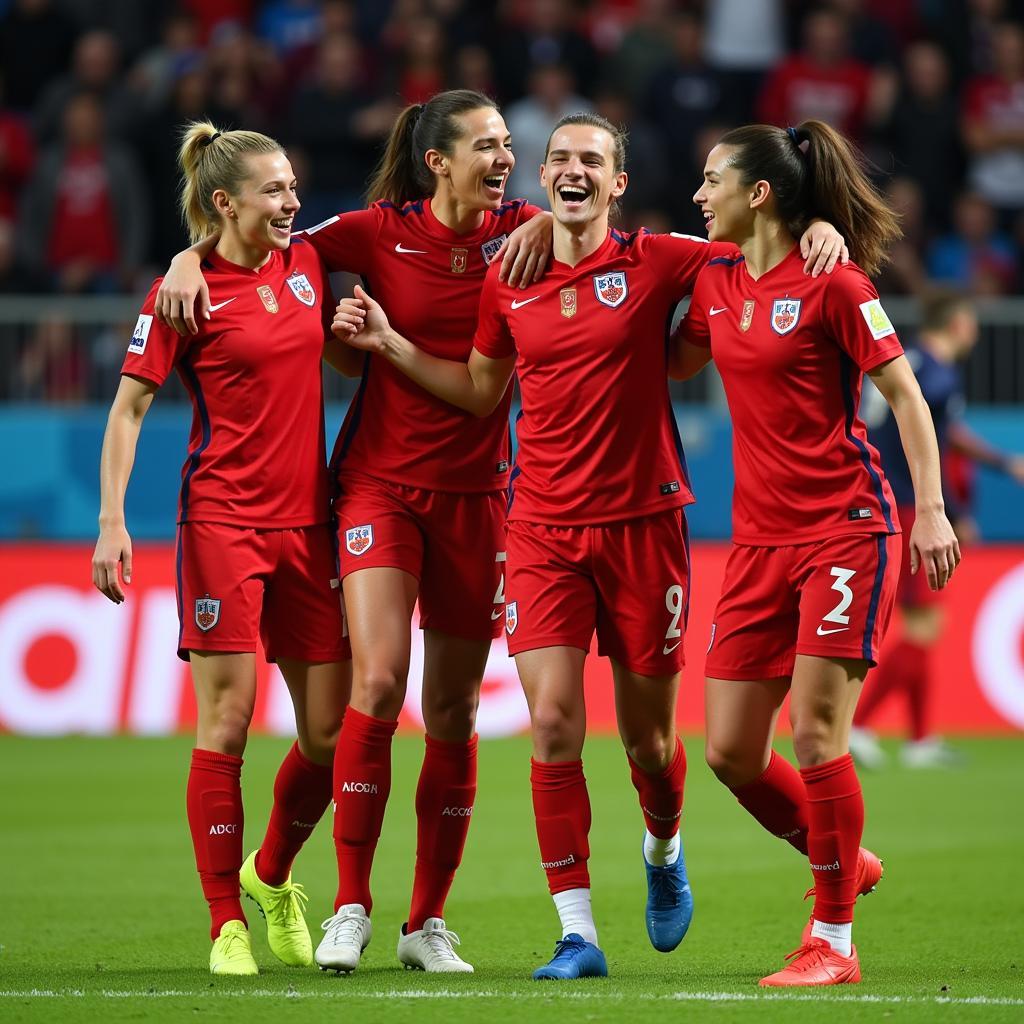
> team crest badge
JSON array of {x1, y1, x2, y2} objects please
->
[
  {"x1": 560, "y1": 287, "x2": 577, "y2": 318},
  {"x1": 195, "y1": 595, "x2": 221, "y2": 632},
  {"x1": 450, "y1": 248, "x2": 468, "y2": 274},
  {"x1": 257, "y1": 285, "x2": 279, "y2": 314},
  {"x1": 345, "y1": 525, "x2": 374, "y2": 556},
  {"x1": 505, "y1": 600, "x2": 518, "y2": 636},
  {"x1": 593, "y1": 272, "x2": 627, "y2": 308},
  {"x1": 481, "y1": 235, "x2": 507, "y2": 265},
  {"x1": 740, "y1": 300, "x2": 755, "y2": 332},
  {"x1": 286, "y1": 272, "x2": 316, "y2": 307},
  {"x1": 771, "y1": 298, "x2": 801, "y2": 335}
]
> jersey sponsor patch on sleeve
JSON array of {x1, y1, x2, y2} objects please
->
[
  {"x1": 858, "y1": 298, "x2": 896, "y2": 340},
  {"x1": 128, "y1": 314, "x2": 153, "y2": 354}
]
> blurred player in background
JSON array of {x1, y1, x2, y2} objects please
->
[
  {"x1": 853, "y1": 290, "x2": 1024, "y2": 768},
  {"x1": 674, "y1": 120, "x2": 959, "y2": 986},
  {"x1": 93, "y1": 123, "x2": 356, "y2": 976},
  {"x1": 332, "y1": 112, "x2": 846, "y2": 981},
  {"x1": 155, "y1": 89, "x2": 554, "y2": 975}
]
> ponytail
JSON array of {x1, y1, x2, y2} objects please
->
[
  {"x1": 178, "y1": 120, "x2": 283, "y2": 243},
  {"x1": 718, "y1": 120, "x2": 901, "y2": 277},
  {"x1": 365, "y1": 89, "x2": 498, "y2": 206}
]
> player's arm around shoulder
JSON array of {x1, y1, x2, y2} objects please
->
[{"x1": 668, "y1": 269, "x2": 713, "y2": 380}]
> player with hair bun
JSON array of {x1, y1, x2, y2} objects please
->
[
  {"x1": 673, "y1": 120, "x2": 960, "y2": 986},
  {"x1": 93, "y1": 121, "x2": 356, "y2": 976}
]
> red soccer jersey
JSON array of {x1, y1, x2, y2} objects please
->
[
  {"x1": 299, "y1": 197, "x2": 542, "y2": 492},
  {"x1": 682, "y1": 247, "x2": 903, "y2": 545},
  {"x1": 121, "y1": 240, "x2": 332, "y2": 528},
  {"x1": 473, "y1": 229, "x2": 723, "y2": 525}
]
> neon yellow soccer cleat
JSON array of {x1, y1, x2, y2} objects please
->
[
  {"x1": 239, "y1": 850, "x2": 313, "y2": 967},
  {"x1": 210, "y1": 920, "x2": 259, "y2": 976}
]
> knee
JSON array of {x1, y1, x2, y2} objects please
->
[
  {"x1": 705, "y1": 738, "x2": 762, "y2": 788},
  {"x1": 530, "y1": 702, "x2": 580, "y2": 761},
  {"x1": 201, "y1": 703, "x2": 253, "y2": 757},
  {"x1": 422, "y1": 688, "x2": 479, "y2": 742},
  {"x1": 791, "y1": 718, "x2": 839, "y2": 768},
  {"x1": 353, "y1": 666, "x2": 406, "y2": 719},
  {"x1": 301, "y1": 718, "x2": 343, "y2": 765},
  {"x1": 624, "y1": 731, "x2": 674, "y2": 773}
]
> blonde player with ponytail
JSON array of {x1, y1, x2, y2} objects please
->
[{"x1": 92, "y1": 122, "x2": 356, "y2": 976}]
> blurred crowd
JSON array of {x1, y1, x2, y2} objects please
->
[{"x1": 2, "y1": 0, "x2": 1024, "y2": 401}]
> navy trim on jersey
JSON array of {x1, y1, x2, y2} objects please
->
[
  {"x1": 662, "y1": 308, "x2": 692, "y2": 490},
  {"x1": 177, "y1": 356, "x2": 213, "y2": 521},
  {"x1": 682, "y1": 512, "x2": 692, "y2": 629},
  {"x1": 379, "y1": 200, "x2": 425, "y2": 216},
  {"x1": 862, "y1": 535, "x2": 888, "y2": 661},
  {"x1": 839, "y1": 354, "x2": 896, "y2": 533},
  {"x1": 707, "y1": 254, "x2": 745, "y2": 268},
  {"x1": 175, "y1": 524, "x2": 185, "y2": 655},
  {"x1": 494, "y1": 198, "x2": 527, "y2": 218},
  {"x1": 506, "y1": 409, "x2": 524, "y2": 514},
  {"x1": 329, "y1": 352, "x2": 370, "y2": 477},
  {"x1": 610, "y1": 227, "x2": 645, "y2": 247}
]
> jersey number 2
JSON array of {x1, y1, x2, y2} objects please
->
[{"x1": 664, "y1": 585, "x2": 685, "y2": 641}]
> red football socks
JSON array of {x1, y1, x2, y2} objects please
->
[
  {"x1": 800, "y1": 754, "x2": 864, "y2": 924},
  {"x1": 332, "y1": 707, "x2": 398, "y2": 913},
  {"x1": 407, "y1": 733, "x2": 478, "y2": 931},
  {"x1": 855, "y1": 637, "x2": 930, "y2": 738},
  {"x1": 628, "y1": 737, "x2": 686, "y2": 839},
  {"x1": 254, "y1": 741, "x2": 333, "y2": 886},
  {"x1": 186, "y1": 747, "x2": 245, "y2": 939},
  {"x1": 530, "y1": 758, "x2": 592, "y2": 894},
  {"x1": 731, "y1": 750, "x2": 810, "y2": 854}
]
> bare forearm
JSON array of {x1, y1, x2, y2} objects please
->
[
  {"x1": 378, "y1": 329, "x2": 495, "y2": 415},
  {"x1": 98, "y1": 412, "x2": 144, "y2": 527},
  {"x1": 890, "y1": 390, "x2": 945, "y2": 512},
  {"x1": 947, "y1": 421, "x2": 1009, "y2": 471}
]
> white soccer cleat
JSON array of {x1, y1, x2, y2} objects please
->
[
  {"x1": 397, "y1": 917, "x2": 474, "y2": 973},
  {"x1": 848, "y1": 727, "x2": 887, "y2": 769},
  {"x1": 900, "y1": 736, "x2": 965, "y2": 769},
  {"x1": 315, "y1": 904, "x2": 372, "y2": 973}
]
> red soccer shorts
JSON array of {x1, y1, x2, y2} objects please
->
[
  {"x1": 705, "y1": 532, "x2": 901, "y2": 680},
  {"x1": 176, "y1": 521, "x2": 349, "y2": 663},
  {"x1": 895, "y1": 505, "x2": 943, "y2": 608},
  {"x1": 504, "y1": 509, "x2": 690, "y2": 677},
  {"x1": 334, "y1": 470, "x2": 506, "y2": 641}
]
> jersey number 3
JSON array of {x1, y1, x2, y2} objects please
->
[{"x1": 823, "y1": 566, "x2": 857, "y2": 624}]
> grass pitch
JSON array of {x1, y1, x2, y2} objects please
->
[{"x1": 2, "y1": 733, "x2": 1022, "y2": 1022}]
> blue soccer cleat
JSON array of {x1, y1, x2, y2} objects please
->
[
  {"x1": 532, "y1": 934, "x2": 608, "y2": 980},
  {"x1": 644, "y1": 838, "x2": 694, "y2": 952}
]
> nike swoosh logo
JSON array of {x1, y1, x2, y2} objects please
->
[
  {"x1": 209, "y1": 298, "x2": 237, "y2": 312},
  {"x1": 709, "y1": 306, "x2": 728, "y2": 316},
  {"x1": 816, "y1": 625, "x2": 849, "y2": 636},
  {"x1": 395, "y1": 242, "x2": 428, "y2": 254},
  {"x1": 491, "y1": 608, "x2": 504, "y2": 620},
  {"x1": 511, "y1": 296, "x2": 540, "y2": 309},
  {"x1": 662, "y1": 642, "x2": 681, "y2": 655}
]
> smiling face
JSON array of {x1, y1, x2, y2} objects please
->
[
  {"x1": 692, "y1": 143, "x2": 760, "y2": 244},
  {"x1": 541, "y1": 123, "x2": 627, "y2": 229},
  {"x1": 215, "y1": 150, "x2": 299, "y2": 254},
  {"x1": 430, "y1": 106, "x2": 514, "y2": 211}
]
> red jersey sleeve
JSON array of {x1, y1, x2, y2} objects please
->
[
  {"x1": 296, "y1": 207, "x2": 381, "y2": 275},
  {"x1": 120, "y1": 279, "x2": 192, "y2": 386},
  {"x1": 641, "y1": 232, "x2": 719, "y2": 297},
  {"x1": 471, "y1": 264, "x2": 514, "y2": 359},
  {"x1": 822, "y1": 265, "x2": 904, "y2": 372},
  {"x1": 679, "y1": 273, "x2": 712, "y2": 349}
]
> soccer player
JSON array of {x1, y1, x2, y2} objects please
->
[
  {"x1": 673, "y1": 120, "x2": 960, "y2": 986},
  {"x1": 852, "y1": 290, "x2": 1024, "y2": 768},
  {"x1": 92, "y1": 123, "x2": 355, "y2": 976},
  {"x1": 154, "y1": 90, "x2": 554, "y2": 975},
  {"x1": 331, "y1": 112, "x2": 846, "y2": 981}
]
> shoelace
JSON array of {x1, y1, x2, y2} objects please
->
[
  {"x1": 649, "y1": 866, "x2": 682, "y2": 908},
  {"x1": 321, "y1": 908, "x2": 366, "y2": 945},
  {"x1": 263, "y1": 881, "x2": 309, "y2": 925},
  {"x1": 781, "y1": 941, "x2": 832, "y2": 972},
  {"x1": 422, "y1": 926, "x2": 462, "y2": 963},
  {"x1": 550, "y1": 936, "x2": 588, "y2": 962},
  {"x1": 219, "y1": 928, "x2": 252, "y2": 962}
]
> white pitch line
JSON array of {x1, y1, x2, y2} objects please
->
[{"x1": 1, "y1": 989, "x2": 1022, "y2": 1007}]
